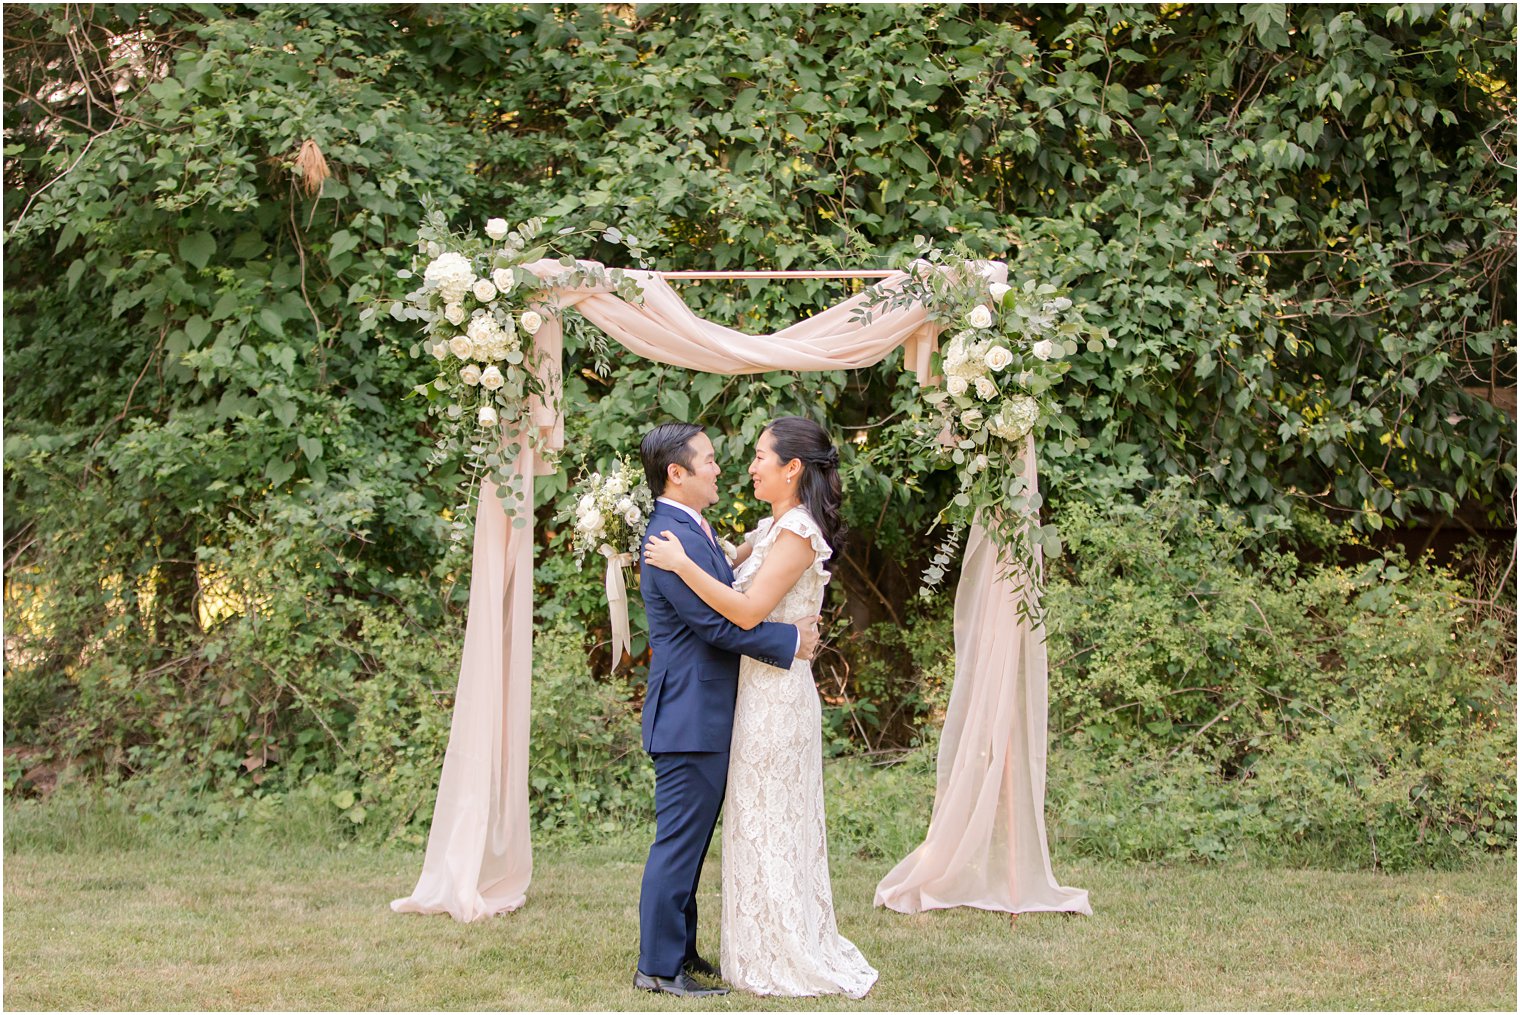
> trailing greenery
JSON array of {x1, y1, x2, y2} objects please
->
[{"x1": 3, "y1": 4, "x2": 1514, "y2": 864}]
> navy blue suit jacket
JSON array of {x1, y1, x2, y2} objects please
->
[{"x1": 638, "y1": 500, "x2": 796, "y2": 753}]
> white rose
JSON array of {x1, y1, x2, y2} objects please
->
[
  {"x1": 429, "y1": 340, "x2": 448, "y2": 361},
  {"x1": 443, "y1": 303, "x2": 466, "y2": 326},
  {"x1": 460, "y1": 364, "x2": 482, "y2": 386},
  {"x1": 988, "y1": 282, "x2": 1011, "y2": 303},
  {"x1": 448, "y1": 336, "x2": 474, "y2": 360},
  {"x1": 946, "y1": 375, "x2": 969, "y2": 397},
  {"x1": 491, "y1": 267, "x2": 514, "y2": 291},
  {"x1": 605, "y1": 475, "x2": 626, "y2": 496},
  {"x1": 479, "y1": 366, "x2": 504, "y2": 390},
  {"x1": 485, "y1": 218, "x2": 510, "y2": 241},
  {"x1": 975, "y1": 376, "x2": 998, "y2": 400},
  {"x1": 972, "y1": 453, "x2": 990, "y2": 473},
  {"x1": 578, "y1": 494, "x2": 596, "y2": 513},
  {"x1": 1031, "y1": 339, "x2": 1056, "y2": 361},
  {"x1": 519, "y1": 310, "x2": 543, "y2": 335},
  {"x1": 477, "y1": 405, "x2": 498, "y2": 427},
  {"x1": 966, "y1": 305, "x2": 993, "y2": 329},
  {"x1": 961, "y1": 408, "x2": 984, "y2": 430},
  {"x1": 472, "y1": 279, "x2": 497, "y2": 303},
  {"x1": 984, "y1": 345, "x2": 1013, "y2": 372},
  {"x1": 581, "y1": 508, "x2": 603, "y2": 533},
  {"x1": 615, "y1": 497, "x2": 633, "y2": 513},
  {"x1": 623, "y1": 506, "x2": 641, "y2": 526}
]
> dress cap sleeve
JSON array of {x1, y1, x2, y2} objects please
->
[{"x1": 771, "y1": 507, "x2": 832, "y2": 580}]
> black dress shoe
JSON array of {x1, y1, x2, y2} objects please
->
[
  {"x1": 633, "y1": 970, "x2": 730, "y2": 997},
  {"x1": 683, "y1": 955, "x2": 723, "y2": 981}
]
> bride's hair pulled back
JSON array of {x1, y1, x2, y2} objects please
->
[{"x1": 764, "y1": 416, "x2": 846, "y2": 571}]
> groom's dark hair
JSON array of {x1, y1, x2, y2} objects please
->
[{"x1": 640, "y1": 422, "x2": 705, "y2": 497}]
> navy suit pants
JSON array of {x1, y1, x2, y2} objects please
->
[{"x1": 637, "y1": 750, "x2": 729, "y2": 977}]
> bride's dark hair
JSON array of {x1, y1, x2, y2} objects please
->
[{"x1": 764, "y1": 416, "x2": 845, "y2": 571}]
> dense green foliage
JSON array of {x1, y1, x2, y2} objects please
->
[{"x1": 4, "y1": 4, "x2": 1513, "y2": 865}]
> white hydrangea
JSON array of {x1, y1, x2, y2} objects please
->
[
  {"x1": 466, "y1": 313, "x2": 496, "y2": 342},
  {"x1": 424, "y1": 252, "x2": 474, "y2": 303},
  {"x1": 989, "y1": 395, "x2": 1040, "y2": 441},
  {"x1": 474, "y1": 335, "x2": 505, "y2": 362}
]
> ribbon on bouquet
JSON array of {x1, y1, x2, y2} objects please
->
[{"x1": 601, "y1": 545, "x2": 635, "y2": 669}]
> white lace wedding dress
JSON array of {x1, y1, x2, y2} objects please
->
[{"x1": 720, "y1": 507, "x2": 878, "y2": 999}]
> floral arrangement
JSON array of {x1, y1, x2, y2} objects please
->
[
  {"x1": 571, "y1": 459, "x2": 654, "y2": 564},
  {"x1": 568, "y1": 458, "x2": 654, "y2": 667},
  {"x1": 857, "y1": 242, "x2": 1107, "y2": 597},
  {"x1": 374, "y1": 211, "x2": 646, "y2": 550}
]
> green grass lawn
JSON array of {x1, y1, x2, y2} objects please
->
[{"x1": 4, "y1": 812, "x2": 1514, "y2": 1013}]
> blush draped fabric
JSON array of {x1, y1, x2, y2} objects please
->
[
  {"x1": 390, "y1": 260, "x2": 1088, "y2": 921},
  {"x1": 874, "y1": 438, "x2": 1091, "y2": 916}
]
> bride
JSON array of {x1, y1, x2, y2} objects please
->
[{"x1": 642, "y1": 416, "x2": 878, "y2": 999}]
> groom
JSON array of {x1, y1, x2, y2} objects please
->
[{"x1": 633, "y1": 422, "x2": 819, "y2": 998}]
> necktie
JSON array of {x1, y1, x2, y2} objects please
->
[{"x1": 698, "y1": 516, "x2": 716, "y2": 547}]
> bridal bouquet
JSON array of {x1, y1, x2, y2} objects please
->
[
  {"x1": 569, "y1": 459, "x2": 654, "y2": 667},
  {"x1": 571, "y1": 459, "x2": 654, "y2": 564},
  {"x1": 373, "y1": 211, "x2": 646, "y2": 551}
]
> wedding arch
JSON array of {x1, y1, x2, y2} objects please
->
[{"x1": 390, "y1": 256, "x2": 1091, "y2": 922}]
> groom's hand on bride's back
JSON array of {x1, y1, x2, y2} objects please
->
[{"x1": 794, "y1": 616, "x2": 822, "y2": 660}]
